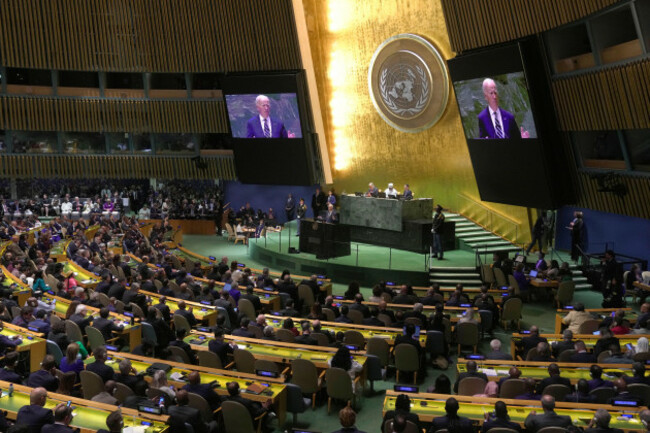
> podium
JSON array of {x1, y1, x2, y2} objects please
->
[
  {"x1": 339, "y1": 195, "x2": 433, "y2": 231},
  {"x1": 299, "y1": 219, "x2": 350, "y2": 259}
]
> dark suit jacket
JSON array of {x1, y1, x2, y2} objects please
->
[
  {"x1": 86, "y1": 361, "x2": 115, "y2": 383},
  {"x1": 477, "y1": 107, "x2": 520, "y2": 139},
  {"x1": 170, "y1": 340, "x2": 197, "y2": 364},
  {"x1": 16, "y1": 404, "x2": 54, "y2": 433},
  {"x1": 175, "y1": 309, "x2": 197, "y2": 327},
  {"x1": 552, "y1": 340, "x2": 574, "y2": 357},
  {"x1": 394, "y1": 335, "x2": 422, "y2": 357},
  {"x1": 335, "y1": 315, "x2": 353, "y2": 324},
  {"x1": 246, "y1": 116, "x2": 288, "y2": 138},
  {"x1": 536, "y1": 375, "x2": 571, "y2": 394},
  {"x1": 585, "y1": 428, "x2": 624, "y2": 433},
  {"x1": 93, "y1": 317, "x2": 123, "y2": 341},
  {"x1": 240, "y1": 293, "x2": 261, "y2": 312},
  {"x1": 348, "y1": 303, "x2": 370, "y2": 318},
  {"x1": 570, "y1": 351, "x2": 597, "y2": 363},
  {"x1": 524, "y1": 411, "x2": 572, "y2": 432},
  {"x1": 226, "y1": 395, "x2": 265, "y2": 418},
  {"x1": 42, "y1": 423, "x2": 76, "y2": 433},
  {"x1": 295, "y1": 334, "x2": 318, "y2": 346},
  {"x1": 362, "y1": 317, "x2": 386, "y2": 327},
  {"x1": 27, "y1": 370, "x2": 59, "y2": 391},
  {"x1": 168, "y1": 404, "x2": 207, "y2": 433},
  {"x1": 208, "y1": 339, "x2": 234, "y2": 365},
  {"x1": 429, "y1": 415, "x2": 473, "y2": 433},
  {"x1": 183, "y1": 383, "x2": 222, "y2": 410},
  {"x1": 0, "y1": 368, "x2": 22, "y2": 384},
  {"x1": 517, "y1": 335, "x2": 548, "y2": 356},
  {"x1": 485, "y1": 350, "x2": 512, "y2": 360},
  {"x1": 482, "y1": 417, "x2": 522, "y2": 433},
  {"x1": 154, "y1": 302, "x2": 171, "y2": 322}
]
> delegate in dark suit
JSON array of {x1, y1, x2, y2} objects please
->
[
  {"x1": 246, "y1": 116, "x2": 288, "y2": 138},
  {"x1": 524, "y1": 411, "x2": 572, "y2": 433},
  {"x1": 429, "y1": 416, "x2": 474, "y2": 433},
  {"x1": 42, "y1": 423, "x2": 76, "y2": 433},
  {"x1": 168, "y1": 405, "x2": 207, "y2": 433},
  {"x1": 482, "y1": 417, "x2": 522, "y2": 433},
  {"x1": 16, "y1": 404, "x2": 54, "y2": 433},
  {"x1": 477, "y1": 107, "x2": 520, "y2": 139},
  {"x1": 27, "y1": 370, "x2": 59, "y2": 392}
]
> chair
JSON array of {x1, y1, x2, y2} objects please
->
[
  {"x1": 234, "y1": 348, "x2": 256, "y2": 374},
  {"x1": 404, "y1": 317, "x2": 422, "y2": 327},
  {"x1": 578, "y1": 319, "x2": 600, "y2": 334},
  {"x1": 628, "y1": 383, "x2": 650, "y2": 406},
  {"x1": 238, "y1": 298, "x2": 256, "y2": 320},
  {"x1": 146, "y1": 387, "x2": 166, "y2": 400},
  {"x1": 46, "y1": 340, "x2": 64, "y2": 365},
  {"x1": 10, "y1": 306, "x2": 22, "y2": 319},
  {"x1": 55, "y1": 369, "x2": 76, "y2": 395},
  {"x1": 114, "y1": 300, "x2": 125, "y2": 314},
  {"x1": 365, "y1": 354, "x2": 384, "y2": 392},
  {"x1": 80, "y1": 370, "x2": 104, "y2": 399},
  {"x1": 168, "y1": 345, "x2": 191, "y2": 364},
  {"x1": 141, "y1": 322, "x2": 158, "y2": 346},
  {"x1": 481, "y1": 264, "x2": 496, "y2": 286},
  {"x1": 276, "y1": 328, "x2": 296, "y2": 343},
  {"x1": 225, "y1": 224, "x2": 236, "y2": 242},
  {"x1": 381, "y1": 292, "x2": 392, "y2": 302},
  {"x1": 114, "y1": 382, "x2": 134, "y2": 403},
  {"x1": 50, "y1": 314, "x2": 62, "y2": 327},
  {"x1": 456, "y1": 322, "x2": 479, "y2": 354},
  {"x1": 377, "y1": 313, "x2": 393, "y2": 327},
  {"x1": 290, "y1": 358, "x2": 323, "y2": 409},
  {"x1": 322, "y1": 308, "x2": 336, "y2": 321},
  {"x1": 499, "y1": 379, "x2": 526, "y2": 399},
  {"x1": 285, "y1": 383, "x2": 310, "y2": 424},
  {"x1": 541, "y1": 384, "x2": 571, "y2": 401},
  {"x1": 346, "y1": 309, "x2": 363, "y2": 324},
  {"x1": 633, "y1": 351, "x2": 650, "y2": 362},
  {"x1": 311, "y1": 332, "x2": 330, "y2": 346},
  {"x1": 555, "y1": 281, "x2": 575, "y2": 308},
  {"x1": 557, "y1": 349, "x2": 576, "y2": 363},
  {"x1": 507, "y1": 274, "x2": 522, "y2": 297},
  {"x1": 298, "y1": 284, "x2": 315, "y2": 313},
  {"x1": 394, "y1": 343, "x2": 419, "y2": 384},
  {"x1": 173, "y1": 314, "x2": 191, "y2": 333},
  {"x1": 325, "y1": 367, "x2": 357, "y2": 414},
  {"x1": 597, "y1": 350, "x2": 612, "y2": 364},
  {"x1": 589, "y1": 386, "x2": 615, "y2": 404},
  {"x1": 247, "y1": 324, "x2": 264, "y2": 339},
  {"x1": 129, "y1": 303, "x2": 144, "y2": 318},
  {"x1": 485, "y1": 429, "x2": 519, "y2": 433},
  {"x1": 366, "y1": 337, "x2": 390, "y2": 369},
  {"x1": 493, "y1": 267, "x2": 507, "y2": 287},
  {"x1": 216, "y1": 307, "x2": 231, "y2": 329},
  {"x1": 65, "y1": 320, "x2": 84, "y2": 344},
  {"x1": 221, "y1": 400, "x2": 263, "y2": 433},
  {"x1": 86, "y1": 326, "x2": 109, "y2": 352},
  {"x1": 170, "y1": 255, "x2": 183, "y2": 271},
  {"x1": 478, "y1": 310, "x2": 493, "y2": 338},
  {"x1": 198, "y1": 351, "x2": 223, "y2": 369},
  {"x1": 457, "y1": 376, "x2": 487, "y2": 396},
  {"x1": 537, "y1": 428, "x2": 570, "y2": 433},
  {"x1": 343, "y1": 330, "x2": 365, "y2": 349},
  {"x1": 383, "y1": 419, "x2": 419, "y2": 433},
  {"x1": 187, "y1": 392, "x2": 214, "y2": 423},
  {"x1": 96, "y1": 292, "x2": 110, "y2": 307},
  {"x1": 500, "y1": 298, "x2": 522, "y2": 331},
  {"x1": 425, "y1": 330, "x2": 446, "y2": 360}
]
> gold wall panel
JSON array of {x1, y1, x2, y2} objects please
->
[
  {"x1": 0, "y1": 96, "x2": 228, "y2": 133},
  {"x1": 440, "y1": 0, "x2": 622, "y2": 52},
  {"x1": 0, "y1": 155, "x2": 236, "y2": 180},
  {"x1": 301, "y1": 0, "x2": 532, "y2": 244},
  {"x1": 0, "y1": 0, "x2": 301, "y2": 72}
]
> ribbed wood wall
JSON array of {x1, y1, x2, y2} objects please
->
[
  {"x1": 0, "y1": 0, "x2": 301, "y2": 72},
  {"x1": 0, "y1": 155, "x2": 236, "y2": 180},
  {"x1": 552, "y1": 58, "x2": 650, "y2": 131},
  {"x1": 440, "y1": 0, "x2": 622, "y2": 52},
  {"x1": 0, "y1": 96, "x2": 228, "y2": 133},
  {"x1": 575, "y1": 172, "x2": 650, "y2": 219}
]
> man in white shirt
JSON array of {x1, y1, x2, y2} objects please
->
[
  {"x1": 60, "y1": 199, "x2": 72, "y2": 217},
  {"x1": 385, "y1": 183, "x2": 399, "y2": 198}
]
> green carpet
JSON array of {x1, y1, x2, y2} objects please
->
[{"x1": 180, "y1": 234, "x2": 631, "y2": 433}]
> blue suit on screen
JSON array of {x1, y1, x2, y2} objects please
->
[
  {"x1": 246, "y1": 116, "x2": 288, "y2": 138},
  {"x1": 477, "y1": 107, "x2": 521, "y2": 139}
]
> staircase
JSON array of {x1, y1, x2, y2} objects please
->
[
  {"x1": 445, "y1": 212, "x2": 521, "y2": 255},
  {"x1": 429, "y1": 266, "x2": 482, "y2": 287}
]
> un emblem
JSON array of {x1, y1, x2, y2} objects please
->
[{"x1": 369, "y1": 34, "x2": 449, "y2": 133}]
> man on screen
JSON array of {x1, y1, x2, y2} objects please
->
[
  {"x1": 477, "y1": 78, "x2": 529, "y2": 139},
  {"x1": 246, "y1": 95, "x2": 292, "y2": 138}
]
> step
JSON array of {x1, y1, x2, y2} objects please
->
[
  {"x1": 575, "y1": 283, "x2": 592, "y2": 291},
  {"x1": 430, "y1": 266, "x2": 477, "y2": 272},
  {"x1": 474, "y1": 245, "x2": 521, "y2": 253},
  {"x1": 460, "y1": 234, "x2": 500, "y2": 242},
  {"x1": 455, "y1": 226, "x2": 485, "y2": 233},
  {"x1": 468, "y1": 240, "x2": 513, "y2": 248},
  {"x1": 454, "y1": 221, "x2": 477, "y2": 228},
  {"x1": 429, "y1": 278, "x2": 483, "y2": 286},
  {"x1": 429, "y1": 272, "x2": 481, "y2": 279}
]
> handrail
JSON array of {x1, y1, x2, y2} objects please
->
[{"x1": 455, "y1": 194, "x2": 522, "y2": 245}]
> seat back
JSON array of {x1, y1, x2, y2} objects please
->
[
  {"x1": 146, "y1": 387, "x2": 166, "y2": 400},
  {"x1": 425, "y1": 330, "x2": 446, "y2": 358},
  {"x1": 221, "y1": 400, "x2": 257, "y2": 433},
  {"x1": 325, "y1": 367, "x2": 353, "y2": 402},
  {"x1": 46, "y1": 340, "x2": 64, "y2": 365},
  {"x1": 55, "y1": 369, "x2": 76, "y2": 395},
  {"x1": 168, "y1": 345, "x2": 191, "y2": 364},
  {"x1": 383, "y1": 419, "x2": 419, "y2": 433},
  {"x1": 322, "y1": 308, "x2": 336, "y2": 321},
  {"x1": 507, "y1": 275, "x2": 520, "y2": 294},
  {"x1": 96, "y1": 293, "x2": 110, "y2": 307},
  {"x1": 484, "y1": 429, "x2": 519, "y2": 433},
  {"x1": 141, "y1": 322, "x2": 158, "y2": 346},
  {"x1": 65, "y1": 320, "x2": 84, "y2": 343},
  {"x1": 346, "y1": 309, "x2": 363, "y2": 324},
  {"x1": 481, "y1": 264, "x2": 496, "y2": 284},
  {"x1": 457, "y1": 376, "x2": 487, "y2": 396},
  {"x1": 247, "y1": 324, "x2": 264, "y2": 339},
  {"x1": 254, "y1": 359, "x2": 281, "y2": 375},
  {"x1": 114, "y1": 382, "x2": 134, "y2": 403},
  {"x1": 50, "y1": 314, "x2": 62, "y2": 327},
  {"x1": 234, "y1": 348, "x2": 256, "y2": 374},
  {"x1": 628, "y1": 383, "x2": 650, "y2": 406},
  {"x1": 501, "y1": 298, "x2": 522, "y2": 321},
  {"x1": 377, "y1": 314, "x2": 393, "y2": 327},
  {"x1": 578, "y1": 319, "x2": 600, "y2": 334},
  {"x1": 80, "y1": 370, "x2": 105, "y2": 399},
  {"x1": 633, "y1": 351, "x2": 650, "y2": 362},
  {"x1": 311, "y1": 332, "x2": 330, "y2": 346},
  {"x1": 456, "y1": 322, "x2": 479, "y2": 347},
  {"x1": 114, "y1": 300, "x2": 125, "y2": 314},
  {"x1": 343, "y1": 330, "x2": 365, "y2": 349},
  {"x1": 537, "y1": 428, "x2": 570, "y2": 433},
  {"x1": 493, "y1": 268, "x2": 507, "y2": 287},
  {"x1": 589, "y1": 386, "x2": 615, "y2": 404},
  {"x1": 238, "y1": 298, "x2": 256, "y2": 320},
  {"x1": 478, "y1": 309, "x2": 493, "y2": 334},
  {"x1": 597, "y1": 350, "x2": 612, "y2": 364},
  {"x1": 290, "y1": 358, "x2": 319, "y2": 394},
  {"x1": 557, "y1": 349, "x2": 576, "y2": 363},
  {"x1": 197, "y1": 351, "x2": 223, "y2": 369},
  {"x1": 404, "y1": 317, "x2": 422, "y2": 327},
  {"x1": 394, "y1": 343, "x2": 419, "y2": 373},
  {"x1": 86, "y1": 326, "x2": 106, "y2": 352},
  {"x1": 366, "y1": 337, "x2": 390, "y2": 367},
  {"x1": 129, "y1": 303, "x2": 144, "y2": 318},
  {"x1": 216, "y1": 307, "x2": 231, "y2": 329},
  {"x1": 276, "y1": 328, "x2": 296, "y2": 343},
  {"x1": 499, "y1": 379, "x2": 526, "y2": 399},
  {"x1": 556, "y1": 281, "x2": 575, "y2": 305},
  {"x1": 298, "y1": 285, "x2": 315, "y2": 311},
  {"x1": 285, "y1": 383, "x2": 308, "y2": 417},
  {"x1": 187, "y1": 392, "x2": 213, "y2": 423},
  {"x1": 172, "y1": 314, "x2": 191, "y2": 333},
  {"x1": 541, "y1": 384, "x2": 571, "y2": 401}
]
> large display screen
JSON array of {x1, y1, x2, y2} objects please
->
[{"x1": 225, "y1": 93, "x2": 303, "y2": 139}]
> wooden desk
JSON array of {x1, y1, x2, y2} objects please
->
[
  {"x1": 510, "y1": 332, "x2": 650, "y2": 357},
  {"x1": 141, "y1": 290, "x2": 218, "y2": 326},
  {"x1": 529, "y1": 278, "x2": 559, "y2": 288},
  {"x1": 0, "y1": 380, "x2": 168, "y2": 433},
  {"x1": 61, "y1": 260, "x2": 100, "y2": 289},
  {"x1": 264, "y1": 314, "x2": 427, "y2": 347},
  {"x1": 1, "y1": 265, "x2": 33, "y2": 306},
  {"x1": 336, "y1": 299, "x2": 480, "y2": 324},
  {"x1": 44, "y1": 293, "x2": 141, "y2": 349},
  {"x1": 382, "y1": 390, "x2": 645, "y2": 431},
  {"x1": 634, "y1": 281, "x2": 650, "y2": 292},
  {"x1": 554, "y1": 308, "x2": 635, "y2": 333},
  {"x1": 1, "y1": 321, "x2": 46, "y2": 372}
]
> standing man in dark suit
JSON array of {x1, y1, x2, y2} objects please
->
[
  {"x1": 526, "y1": 213, "x2": 547, "y2": 254},
  {"x1": 27, "y1": 355, "x2": 59, "y2": 392},
  {"x1": 42, "y1": 404, "x2": 76, "y2": 433},
  {"x1": 311, "y1": 188, "x2": 326, "y2": 219},
  {"x1": 296, "y1": 198, "x2": 307, "y2": 236},
  {"x1": 431, "y1": 205, "x2": 445, "y2": 260},
  {"x1": 16, "y1": 387, "x2": 55, "y2": 433},
  {"x1": 402, "y1": 184, "x2": 413, "y2": 200},
  {"x1": 523, "y1": 395, "x2": 572, "y2": 432},
  {"x1": 284, "y1": 194, "x2": 295, "y2": 221},
  {"x1": 245, "y1": 95, "x2": 290, "y2": 138},
  {"x1": 477, "y1": 78, "x2": 528, "y2": 139}
]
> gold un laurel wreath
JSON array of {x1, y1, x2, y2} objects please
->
[{"x1": 368, "y1": 34, "x2": 449, "y2": 133}]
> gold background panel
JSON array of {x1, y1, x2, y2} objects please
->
[{"x1": 301, "y1": 0, "x2": 531, "y2": 243}]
